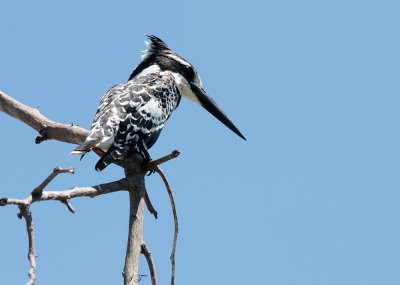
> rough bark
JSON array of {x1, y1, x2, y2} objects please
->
[{"x1": 122, "y1": 154, "x2": 146, "y2": 284}]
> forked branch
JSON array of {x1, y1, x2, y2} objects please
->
[
  {"x1": 0, "y1": 91, "x2": 181, "y2": 285},
  {"x1": 0, "y1": 167, "x2": 131, "y2": 284},
  {"x1": 32, "y1": 166, "x2": 74, "y2": 197}
]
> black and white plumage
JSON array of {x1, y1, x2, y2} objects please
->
[{"x1": 71, "y1": 35, "x2": 245, "y2": 171}]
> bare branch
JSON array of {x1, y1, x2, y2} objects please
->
[
  {"x1": 1, "y1": 179, "x2": 130, "y2": 209},
  {"x1": 2, "y1": 171, "x2": 131, "y2": 285},
  {"x1": 1, "y1": 174, "x2": 130, "y2": 285},
  {"x1": 141, "y1": 243, "x2": 157, "y2": 285},
  {"x1": 1, "y1": 92, "x2": 183, "y2": 284},
  {"x1": 148, "y1": 150, "x2": 180, "y2": 170},
  {"x1": 122, "y1": 188, "x2": 145, "y2": 285},
  {"x1": 155, "y1": 166, "x2": 178, "y2": 285},
  {"x1": 62, "y1": 199, "x2": 76, "y2": 214},
  {"x1": 0, "y1": 91, "x2": 88, "y2": 145},
  {"x1": 144, "y1": 191, "x2": 158, "y2": 219},
  {"x1": 32, "y1": 166, "x2": 74, "y2": 197},
  {"x1": 18, "y1": 205, "x2": 36, "y2": 285}
]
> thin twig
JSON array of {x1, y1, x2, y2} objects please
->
[
  {"x1": 32, "y1": 166, "x2": 74, "y2": 197},
  {"x1": 148, "y1": 150, "x2": 180, "y2": 170},
  {"x1": 141, "y1": 243, "x2": 157, "y2": 285},
  {"x1": 18, "y1": 205, "x2": 36, "y2": 285},
  {"x1": 62, "y1": 199, "x2": 75, "y2": 213},
  {"x1": 155, "y1": 166, "x2": 178, "y2": 285},
  {"x1": 144, "y1": 191, "x2": 158, "y2": 219}
]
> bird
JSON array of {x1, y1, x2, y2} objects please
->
[{"x1": 70, "y1": 35, "x2": 246, "y2": 171}]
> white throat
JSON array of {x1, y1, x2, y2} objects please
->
[{"x1": 170, "y1": 72, "x2": 201, "y2": 105}]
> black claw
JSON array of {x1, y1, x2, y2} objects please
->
[
  {"x1": 141, "y1": 156, "x2": 154, "y2": 175},
  {"x1": 142, "y1": 156, "x2": 150, "y2": 166},
  {"x1": 139, "y1": 146, "x2": 154, "y2": 175}
]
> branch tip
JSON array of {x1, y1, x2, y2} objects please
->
[
  {"x1": 54, "y1": 166, "x2": 74, "y2": 174},
  {"x1": 172, "y1": 150, "x2": 180, "y2": 157},
  {"x1": 147, "y1": 149, "x2": 181, "y2": 171},
  {"x1": 144, "y1": 191, "x2": 158, "y2": 219},
  {"x1": 63, "y1": 199, "x2": 75, "y2": 213},
  {"x1": 0, "y1": 197, "x2": 7, "y2": 206},
  {"x1": 32, "y1": 166, "x2": 75, "y2": 197}
]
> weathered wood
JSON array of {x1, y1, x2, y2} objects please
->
[
  {"x1": 0, "y1": 91, "x2": 88, "y2": 144},
  {"x1": 141, "y1": 243, "x2": 157, "y2": 285},
  {"x1": 0, "y1": 91, "x2": 179, "y2": 285}
]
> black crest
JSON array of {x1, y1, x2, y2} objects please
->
[
  {"x1": 128, "y1": 35, "x2": 195, "y2": 84},
  {"x1": 144, "y1": 35, "x2": 170, "y2": 52},
  {"x1": 129, "y1": 35, "x2": 170, "y2": 81}
]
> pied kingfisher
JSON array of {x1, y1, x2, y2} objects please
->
[{"x1": 71, "y1": 35, "x2": 245, "y2": 171}]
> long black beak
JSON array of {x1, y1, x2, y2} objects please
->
[{"x1": 191, "y1": 84, "x2": 246, "y2": 140}]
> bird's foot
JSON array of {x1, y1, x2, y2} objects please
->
[{"x1": 142, "y1": 157, "x2": 155, "y2": 176}]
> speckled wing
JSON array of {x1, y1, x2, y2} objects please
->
[
  {"x1": 94, "y1": 73, "x2": 181, "y2": 171},
  {"x1": 71, "y1": 72, "x2": 181, "y2": 171},
  {"x1": 88, "y1": 83, "x2": 129, "y2": 144}
]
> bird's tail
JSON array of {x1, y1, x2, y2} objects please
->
[
  {"x1": 70, "y1": 138, "x2": 102, "y2": 155},
  {"x1": 95, "y1": 145, "x2": 129, "y2": 171}
]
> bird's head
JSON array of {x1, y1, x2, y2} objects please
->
[{"x1": 129, "y1": 35, "x2": 246, "y2": 140}]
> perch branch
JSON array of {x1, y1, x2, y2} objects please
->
[
  {"x1": 142, "y1": 150, "x2": 180, "y2": 219},
  {"x1": 141, "y1": 242, "x2": 157, "y2": 285},
  {"x1": 147, "y1": 150, "x2": 180, "y2": 170},
  {"x1": 123, "y1": 189, "x2": 145, "y2": 285},
  {"x1": 1, "y1": 92, "x2": 182, "y2": 285},
  {"x1": 121, "y1": 153, "x2": 146, "y2": 285}
]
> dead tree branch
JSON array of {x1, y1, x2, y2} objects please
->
[
  {"x1": 1, "y1": 177, "x2": 131, "y2": 210},
  {"x1": 154, "y1": 166, "x2": 179, "y2": 285},
  {"x1": 147, "y1": 150, "x2": 181, "y2": 169},
  {"x1": 18, "y1": 205, "x2": 36, "y2": 285},
  {"x1": 144, "y1": 191, "x2": 158, "y2": 219},
  {"x1": 120, "y1": 153, "x2": 146, "y2": 285},
  {"x1": 32, "y1": 166, "x2": 74, "y2": 197},
  {"x1": 0, "y1": 91, "x2": 88, "y2": 144},
  {"x1": 0, "y1": 90, "x2": 181, "y2": 285},
  {"x1": 0, "y1": 167, "x2": 131, "y2": 285},
  {"x1": 143, "y1": 149, "x2": 181, "y2": 220},
  {"x1": 141, "y1": 242, "x2": 157, "y2": 285}
]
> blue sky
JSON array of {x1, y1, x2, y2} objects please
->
[{"x1": 1, "y1": 0, "x2": 400, "y2": 284}]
